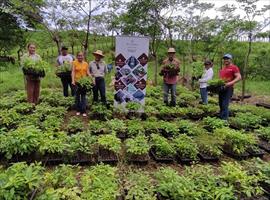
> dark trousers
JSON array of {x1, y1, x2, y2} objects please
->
[
  {"x1": 93, "y1": 77, "x2": 106, "y2": 104},
  {"x1": 163, "y1": 83, "x2": 176, "y2": 105},
  {"x1": 219, "y1": 87, "x2": 233, "y2": 120},
  {"x1": 75, "y1": 87, "x2": 87, "y2": 113},
  {"x1": 200, "y1": 87, "x2": 208, "y2": 104},
  {"x1": 25, "y1": 75, "x2": 40, "y2": 104},
  {"x1": 61, "y1": 76, "x2": 75, "y2": 97}
]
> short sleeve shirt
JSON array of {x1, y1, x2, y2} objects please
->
[
  {"x1": 89, "y1": 60, "x2": 107, "y2": 78},
  {"x1": 57, "y1": 54, "x2": 74, "y2": 65},
  {"x1": 73, "y1": 59, "x2": 88, "y2": 82},
  {"x1": 219, "y1": 64, "x2": 240, "y2": 85}
]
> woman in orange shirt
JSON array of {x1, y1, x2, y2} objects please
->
[{"x1": 72, "y1": 52, "x2": 93, "y2": 117}]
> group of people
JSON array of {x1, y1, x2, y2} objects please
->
[
  {"x1": 160, "y1": 48, "x2": 241, "y2": 120},
  {"x1": 22, "y1": 44, "x2": 108, "y2": 117},
  {"x1": 21, "y1": 43, "x2": 241, "y2": 120}
]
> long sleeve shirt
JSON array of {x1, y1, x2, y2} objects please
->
[
  {"x1": 161, "y1": 58, "x2": 180, "y2": 84},
  {"x1": 199, "y1": 67, "x2": 214, "y2": 88}
]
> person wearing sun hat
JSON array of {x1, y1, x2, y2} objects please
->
[
  {"x1": 219, "y1": 53, "x2": 241, "y2": 120},
  {"x1": 159, "y1": 47, "x2": 180, "y2": 107},
  {"x1": 89, "y1": 50, "x2": 108, "y2": 105},
  {"x1": 199, "y1": 59, "x2": 214, "y2": 104}
]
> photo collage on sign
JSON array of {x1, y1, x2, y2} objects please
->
[{"x1": 114, "y1": 53, "x2": 148, "y2": 104}]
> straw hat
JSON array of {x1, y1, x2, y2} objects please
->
[
  {"x1": 93, "y1": 50, "x2": 105, "y2": 57},
  {"x1": 167, "y1": 48, "x2": 176, "y2": 53}
]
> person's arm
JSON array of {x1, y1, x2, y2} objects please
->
[
  {"x1": 226, "y1": 72, "x2": 241, "y2": 87},
  {"x1": 56, "y1": 57, "x2": 61, "y2": 67},
  {"x1": 71, "y1": 63, "x2": 76, "y2": 85},
  {"x1": 199, "y1": 69, "x2": 213, "y2": 83}
]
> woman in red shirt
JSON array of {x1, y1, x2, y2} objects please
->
[{"x1": 219, "y1": 54, "x2": 242, "y2": 120}]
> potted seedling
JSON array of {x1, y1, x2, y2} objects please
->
[
  {"x1": 172, "y1": 134, "x2": 199, "y2": 164},
  {"x1": 56, "y1": 61, "x2": 72, "y2": 78},
  {"x1": 202, "y1": 116, "x2": 228, "y2": 132},
  {"x1": 229, "y1": 112, "x2": 263, "y2": 130},
  {"x1": 76, "y1": 76, "x2": 93, "y2": 93},
  {"x1": 91, "y1": 104, "x2": 112, "y2": 121},
  {"x1": 67, "y1": 116, "x2": 84, "y2": 134},
  {"x1": 150, "y1": 134, "x2": 175, "y2": 162},
  {"x1": 125, "y1": 101, "x2": 141, "y2": 119},
  {"x1": 88, "y1": 120, "x2": 108, "y2": 135},
  {"x1": 256, "y1": 127, "x2": 270, "y2": 152},
  {"x1": 158, "y1": 121, "x2": 179, "y2": 138},
  {"x1": 207, "y1": 79, "x2": 225, "y2": 94},
  {"x1": 126, "y1": 120, "x2": 145, "y2": 138},
  {"x1": 125, "y1": 134, "x2": 150, "y2": 164},
  {"x1": 106, "y1": 119, "x2": 127, "y2": 139},
  {"x1": 22, "y1": 58, "x2": 48, "y2": 78},
  {"x1": 97, "y1": 133, "x2": 122, "y2": 163}
]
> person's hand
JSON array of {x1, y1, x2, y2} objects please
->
[
  {"x1": 225, "y1": 82, "x2": 233, "y2": 87},
  {"x1": 72, "y1": 81, "x2": 76, "y2": 85}
]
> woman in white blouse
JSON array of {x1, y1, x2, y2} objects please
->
[{"x1": 199, "y1": 60, "x2": 214, "y2": 104}]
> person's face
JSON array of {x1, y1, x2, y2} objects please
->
[
  {"x1": 62, "y1": 49, "x2": 68, "y2": 56},
  {"x1": 77, "y1": 53, "x2": 84, "y2": 62},
  {"x1": 223, "y1": 58, "x2": 231, "y2": 66},
  {"x1": 28, "y1": 45, "x2": 36, "y2": 55},
  {"x1": 168, "y1": 52, "x2": 175, "y2": 60},
  {"x1": 94, "y1": 54, "x2": 102, "y2": 61},
  {"x1": 205, "y1": 63, "x2": 211, "y2": 69}
]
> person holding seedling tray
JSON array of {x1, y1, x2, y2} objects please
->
[
  {"x1": 21, "y1": 43, "x2": 47, "y2": 104},
  {"x1": 71, "y1": 52, "x2": 94, "y2": 117},
  {"x1": 159, "y1": 47, "x2": 180, "y2": 107},
  {"x1": 218, "y1": 54, "x2": 241, "y2": 120},
  {"x1": 56, "y1": 46, "x2": 75, "y2": 97}
]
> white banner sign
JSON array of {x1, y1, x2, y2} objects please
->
[{"x1": 114, "y1": 36, "x2": 149, "y2": 108}]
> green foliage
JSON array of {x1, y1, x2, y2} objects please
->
[
  {"x1": 56, "y1": 62, "x2": 72, "y2": 74},
  {"x1": 106, "y1": 119, "x2": 126, "y2": 133},
  {"x1": 159, "y1": 121, "x2": 179, "y2": 136},
  {"x1": 125, "y1": 171, "x2": 156, "y2": 200},
  {"x1": 221, "y1": 161, "x2": 263, "y2": 198},
  {"x1": 38, "y1": 131, "x2": 69, "y2": 155},
  {"x1": 69, "y1": 132, "x2": 97, "y2": 154},
  {"x1": 126, "y1": 134, "x2": 150, "y2": 155},
  {"x1": 0, "y1": 109, "x2": 21, "y2": 129},
  {"x1": 41, "y1": 115, "x2": 63, "y2": 131},
  {"x1": 177, "y1": 120, "x2": 204, "y2": 136},
  {"x1": 126, "y1": 101, "x2": 141, "y2": 112},
  {"x1": 88, "y1": 120, "x2": 108, "y2": 134},
  {"x1": 202, "y1": 116, "x2": 228, "y2": 131},
  {"x1": 151, "y1": 134, "x2": 176, "y2": 157},
  {"x1": 0, "y1": 162, "x2": 44, "y2": 200},
  {"x1": 191, "y1": 61, "x2": 204, "y2": 78},
  {"x1": 229, "y1": 112, "x2": 263, "y2": 129},
  {"x1": 215, "y1": 128, "x2": 257, "y2": 155},
  {"x1": 81, "y1": 164, "x2": 119, "y2": 200},
  {"x1": 126, "y1": 120, "x2": 145, "y2": 137},
  {"x1": 22, "y1": 57, "x2": 49, "y2": 75},
  {"x1": 0, "y1": 125, "x2": 41, "y2": 159},
  {"x1": 172, "y1": 135, "x2": 198, "y2": 160},
  {"x1": 98, "y1": 133, "x2": 122, "y2": 154},
  {"x1": 77, "y1": 76, "x2": 93, "y2": 91},
  {"x1": 91, "y1": 104, "x2": 112, "y2": 120},
  {"x1": 36, "y1": 187, "x2": 81, "y2": 200},
  {"x1": 67, "y1": 116, "x2": 84, "y2": 133},
  {"x1": 208, "y1": 79, "x2": 225, "y2": 87},
  {"x1": 12, "y1": 102, "x2": 34, "y2": 114},
  {"x1": 255, "y1": 126, "x2": 270, "y2": 142}
]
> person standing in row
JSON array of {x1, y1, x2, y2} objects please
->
[
  {"x1": 89, "y1": 50, "x2": 108, "y2": 105},
  {"x1": 21, "y1": 43, "x2": 42, "y2": 104},
  {"x1": 71, "y1": 52, "x2": 93, "y2": 117},
  {"x1": 160, "y1": 48, "x2": 180, "y2": 107},
  {"x1": 199, "y1": 60, "x2": 214, "y2": 104},
  {"x1": 56, "y1": 46, "x2": 75, "y2": 97},
  {"x1": 219, "y1": 54, "x2": 241, "y2": 120}
]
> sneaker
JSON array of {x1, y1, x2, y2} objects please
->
[
  {"x1": 76, "y1": 112, "x2": 80, "y2": 116},
  {"x1": 82, "y1": 113, "x2": 87, "y2": 117}
]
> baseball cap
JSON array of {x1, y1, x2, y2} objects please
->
[
  {"x1": 204, "y1": 60, "x2": 212, "y2": 65},
  {"x1": 61, "y1": 46, "x2": 68, "y2": 51},
  {"x1": 223, "y1": 54, "x2": 233, "y2": 59}
]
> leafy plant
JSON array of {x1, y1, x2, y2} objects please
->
[
  {"x1": 22, "y1": 57, "x2": 49, "y2": 76},
  {"x1": 220, "y1": 161, "x2": 263, "y2": 198},
  {"x1": 56, "y1": 62, "x2": 72, "y2": 74},
  {"x1": 126, "y1": 120, "x2": 145, "y2": 137},
  {"x1": 191, "y1": 61, "x2": 204, "y2": 78},
  {"x1": 255, "y1": 126, "x2": 270, "y2": 142},
  {"x1": 126, "y1": 101, "x2": 141, "y2": 112},
  {"x1": 0, "y1": 109, "x2": 21, "y2": 129},
  {"x1": 0, "y1": 125, "x2": 42, "y2": 159},
  {"x1": 98, "y1": 133, "x2": 122, "y2": 154},
  {"x1": 67, "y1": 116, "x2": 84, "y2": 133},
  {"x1": 106, "y1": 119, "x2": 127, "y2": 133},
  {"x1": 41, "y1": 115, "x2": 64, "y2": 131},
  {"x1": 229, "y1": 112, "x2": 263, "y2": 130},
  {"x1": 36, "y1": 187, "x2": 81, "y2": 200},
  {"x1": 159, "y1": 121, "x2": 179, "y2": 137},
  {"x1": 202, "y1": 116, "x2": 228, "y2": 131},
  {"x1": 172, "y1": 134, "x2": 198, "y2": 160},
  {"x1": 125, "y1": 171, "x2": 156, "y2": 200},
  {"x1": 88, "y1": 120, "x2": 108, "y2": 134},
  {"x1": 126, "y1": 134, "x2": 150, "y2": 155},
  {"x1": 12, "y1": 102, "x2": 34, "y2": 114},
  {"x1": 151, "y1": 134, "x2": 176, "y2": 157},
  {"x1": 68, "y1": 131, "x2": 97, "y2": 155},
  {"x1": 81, "y1": 164, "x2": 119, "y2": 200},
  {"x1": 77, "y1": 76, "x2": 93, "y2": 91},
  {"x1": 91, "y1": 104, "x2": 112, "y2": 120},
  {"x1": 177, "y1": 120, "x2": 204, "y2": 136},
  {"x1": 0, "y1": 162, "x2": 44, "y2": 199},
  {"x1": 208, "y1": 79, "x2": 225, "y2": 87}
]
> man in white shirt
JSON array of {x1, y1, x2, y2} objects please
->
[
  {"x1": 56, "y1": 46, "x2": 75, "y2": 97},
  {"x1": 89, "y1": 50, "x2": 107, "y2": 105},
  {"x1": 199, "y1": 60, "x2": 214, "y2": 104}
]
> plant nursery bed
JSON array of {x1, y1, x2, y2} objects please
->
[
  {"x1": 127, "y1": 153, "x2": 149, "y2": 165},
  {"x1": 198, "y1": 153, "x2": 220, "y2": 162},
  {"x1": 256, "y1": 102, "x2": 270, "y2": 109},
  {"x1": 258, "y1": 140, "x2": 270, "y2": 153},
  {"x1": 41, "y1": 153, "x2": 64, "y2": 165},
  {"x1": 247, "y1": 147, "x2": 266, "y2": 158},
  {"x1": 221, "y1": 147, "x2": 250, "y2": 160},
  {"x1": 10, "y1": 153, "x2": 36, "y2": 163},
  {"x1": 98, "y1": 148, "x2": 118, "y2": 164},
  {"x1": 69, "y1": 152, "x2": 96, "y2": 164},
  {"x1": 239, "y1": 195, "x2": 269, "y2": 200},
  {"x1": 175, "y1": 154, "x2": 198, "y2": 165},
  {"x1": 150, "y1": 148, "x2": 174, "y2": 163}
]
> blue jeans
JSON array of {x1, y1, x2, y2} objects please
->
[
  {"x1": 163, "y1": 83, "x2": 176, "y2": 104},
  {"x1": 61, "y1": 76, "x2": 75, "y2": 97},
  {"x1": 219, "y1": 87, "x2": 233, "y2": 120},
  {"x1": 93, "y1": 77, "x2": 106, "y2": 104},
  {"x1": 75, "y1": 87, "x2": 87, "y2": 113},
  {"x1": 200, "y1": 88, "x2": 208, "y2": 104}
]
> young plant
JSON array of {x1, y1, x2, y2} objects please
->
[
  {"x1": 22, "y1": 58, "x2": 48, "y2": 77},
  {"x1": 172, "y1": 134, "x2": 198, "y2": 160},
  {"x1": 126, "y1": 120, "x2": 145, "y2": 137},
  {"x1": 0, "y1": 162, "x2": 44, "y2": 199},
  {"x1": 255, "y1": 126, "x2": 270, "y2": 142},
  {"x1": 124, "y1": 171, "x2": 156, "y2": 200},
  {"x1": 126, "y1": 134, "x2": 150, "y2": 156},
  {"x1": 97, "y1": 133, "x2": 122, "y2": 154},
  {"x1": 68, "y1": 132, "x2": 97, "y2": 155},
  {"x1": 0, "y1": 109, "x2": 21, "y2": 129},
  {"x1": 81, "y1": 164, "x2": 119, "y2": 199},
  {"x1": 41, "y1": 115, "x2": 64, "y2": 131},
  {"x1": 106, "y1": 119, "x2": 127, "y2": 133},
  {"x1": 12, "y1": 102, "x2": 34, "y2": 114},
  {"x1": 229, "y1": 112, "x2": 263, "y2": 130},
  {"x1": 177, "y1": 120, "x2": 204, "y2": 136},
  {"x1": 202, "y1": 116, "x2": 228, "y2": 132},
  {"x1": 159, "y1": 121, "x2": 179, "y2": 137},
  {"x1": 76, "y1": 76, "x2": 93, "y2": 91},
  {"x1": 126, "y1": 101, "x2": 141, "y2": 112},
  {"x1": 67, "y1": 116, "x2": 84, "y2": 133},
  {"x1": 150, "y1": 134, "x2": 176, "y2": 157},
  {"x1": 91, "y1": 104, "x2": 112, "y2": 120},
  {"x1": 88, "y1": 120, "x2": 108, "y2": 134}
]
